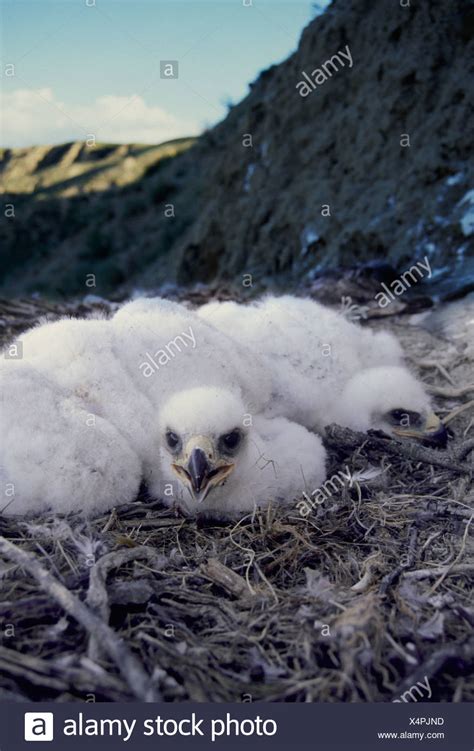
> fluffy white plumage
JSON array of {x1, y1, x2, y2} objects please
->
[
  {"x1": 198, "y1": 295, "x2": 445, "y2": 442},
  {"x1": 0, "y1": 359, "x2": 142, "y2": 516},
  {"x1": 153, "y1": 386, "x2": 326, "y2": 519},
  {"x1": 1, "y1": 293, "x2": 443, "y2": 519},
  {"x1": 0, "y1": 297, "x2": 326, "y2": 518}
]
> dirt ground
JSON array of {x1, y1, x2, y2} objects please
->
[{"x1": 0, "y1": 293, "x2": 472, "y2": 702}]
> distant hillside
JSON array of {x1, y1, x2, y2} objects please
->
[
  {"x1": 0, "y1": 139, "x2": 194, "y2": 197},
  {"x1": 1, "y1": 0, "x2": 473, "y2": 299},
  {"x1": 0, "y1": 139, "x2": 197, "y2": 297}
]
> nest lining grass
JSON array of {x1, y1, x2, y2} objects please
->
[{"x1": 0, "y1": 297, "x2": 473, "y2": 703}]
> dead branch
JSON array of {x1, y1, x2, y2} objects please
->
[
  {"x1": 86, "y1": 546, "x2": 166, "y2": 660},
  {"x1": 427, "y1": 384, "x2": 474, "y2": 398},
  {"x1": 0, "y1": 645, "x2": 127, "y2": 700},
  {"x1": 390, "y1": 637, "x2": 474, "y2": 703},
  {"x1": 455, "y1": 438, "x2": 474, "y2": 462},
  {"x1": 402, "y1": 563, "x2": 474, "y2": 580},
  {"x1": 443, "y1": 400, "x2": 474, "y2": 426},
  {"x1": 380, "y1": 524, "x2": 419, "y2": 595},
  {"x1": 428, "y1": 514, "x2": 473, "y2": 595},
  {"x1": 0, "y1": 535, "x2": 159, "y2": 701},
  {"x1": 200, "y1": 557, "x2": 253, "y2": 600},
  {"x1": 324, "y1": 424, "x2": 469, "y2": 473}
]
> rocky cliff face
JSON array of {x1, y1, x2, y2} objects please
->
[
  {"x1": 1, "y1": 0, "x2": 472, "y2": 299},
  {"x1": 170, "y1": 0, "x2": 473, "y2": 290}
]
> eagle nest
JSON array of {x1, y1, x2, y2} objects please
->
[{"x1": 0, "y1": 295, "x2": 473, "y2": 703}]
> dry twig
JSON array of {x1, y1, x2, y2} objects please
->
[{"x1": 0, "y1": 536, "x2": 159, "y2": 701}]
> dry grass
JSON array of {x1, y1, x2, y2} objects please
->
[{"x1": 1, "y1": 429, "x2": 472, "y2": 703}]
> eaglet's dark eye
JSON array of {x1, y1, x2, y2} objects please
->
[
  {"x1": 166, "y1": 430, "x2": 180, "y2": 450},
  {"x1": 219, "y1": 429, "x2": 242, "y2": 452},
  {"x1": 390, "y1": 409, "x2": 406, "y2": 422}
]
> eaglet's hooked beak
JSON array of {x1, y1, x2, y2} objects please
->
[
  {"x1": 392, "y1": 411, "x2": 448, "y2": 448},
  {"x1": 171, "y1": 436, "x2": 235, "y2": 504}
]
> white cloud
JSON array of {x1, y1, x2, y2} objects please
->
[{"x1": 0, "y1": 88, "x2": 199, "y2": 147}]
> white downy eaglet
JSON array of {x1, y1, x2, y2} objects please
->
[
  {"x1": 0, "y1": 297, "x2": 327, "y2": 518},
  {"x1": 198, "y1": 295, "x2": 447, "y2": 446}
]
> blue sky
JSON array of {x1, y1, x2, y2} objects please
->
[{"x1": 1, "y1": 0, "x2": 328, "y2": 147}]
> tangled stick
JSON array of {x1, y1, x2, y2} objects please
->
[
  {"x1": 455, "y1": 438, "x2": 474, "y2": 462},
  {"x1": 389, "y1": 637, "x2": 474, "y2": 703},
  {"x1": 324, "y1": 424, "x2": 469, "y2": 474},
  {"x1": 0, "y1": 535, "x2": 160, "y2": 701},
  {"x1": 443, "y1": 400, "x2": 474, "y2": 426},
  {"x1": 427, "y1": 514, "x2": 474, "y2": 596},
  {"x1": 86, "y1": 546, "x2": 167, "y2": 660},
  {"x1": 427, "y1": 384, "x2": 474, "y2": 398}
]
